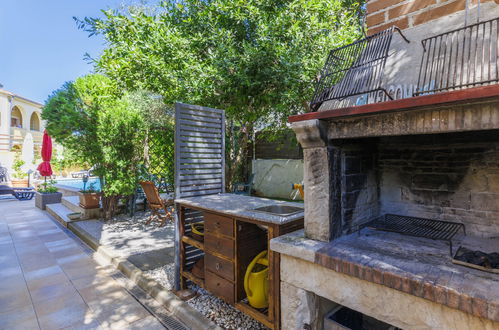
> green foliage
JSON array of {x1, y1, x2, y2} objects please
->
[
  {"x1": 125, "y1": 90, "x2": 174, "y2": 126},
  {"x1": 80, "y1": 182, "x2": 99, "y2": 193},
  {"x1": 12, "y1": 153, "x2": 27, "y2": 179},
  {"x1": 124, "y1": 90, "x2": 175, "y2": 188},
  {"x1": 78, "y1": 0, "x2": 365, "y2": 128},
  {"x1": 77, "y1": 0, "x2": 365, "y2": 187},
  {"x1": 43, "y1": 74, "x2": 150, "y2": 218},
  {"x1": 97, "y1": 96, "x2": 146, "y2": 197},
  {"x1": 147, "y1": 126, "x2": 174, "y2": 187},
  {"x1": 42, "y1": 74, "x2": 119, "y2": 175},
  {"x1": 37, "y1": 179, "x2": 58, "y2": 194}
]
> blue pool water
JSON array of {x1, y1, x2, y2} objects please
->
[{"x1": 56, "y1": 178, "x2": 101, "y2": 191}]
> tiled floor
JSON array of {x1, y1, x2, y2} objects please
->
[{"x1": 0, "y1": 198, "x2": 167, "y2": 330}]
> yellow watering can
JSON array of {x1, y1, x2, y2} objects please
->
[{"x1": 244, "y1": 250, "x2": 269, "y2": 309}]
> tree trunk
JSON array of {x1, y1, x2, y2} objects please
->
[
  {"x1": 225, "y1": 122, "x2": 252, "y2": 192},
  {"x1": 101, "y1": 195, "x2": 119, "y2": 220}
]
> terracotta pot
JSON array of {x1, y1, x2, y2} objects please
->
[
  {"x1": 11, "y1": 179, "x2": 29, "y2": 188},
  {"x1": 78, "y1": 192, "x2": 101, "y2": 209}
]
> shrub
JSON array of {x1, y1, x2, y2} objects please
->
[
  {"x1": 12, "y1": 153, "x2": 27, "y2": 179},
  {"x1": 37, "y1": 179, "x2": 58, "y2": 194}
]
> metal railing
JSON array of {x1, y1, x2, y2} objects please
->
[
  {"x1": 310, "y1": 26, "x2": 409, "y2": 111},
  {"x1": 415, "y1": 17, "x2": 499, "y2": 96}
]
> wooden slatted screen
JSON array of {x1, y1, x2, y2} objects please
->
[
  {"x1": 175, "y1": 102, "x2": 225, "y2": 198},
  {"x1": 174, "y1": 102, "x2": 225, "y2": 290}
]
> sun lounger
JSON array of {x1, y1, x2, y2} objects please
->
[
  {"x1": 0, "y1": 185, "x2": 35, "y2": 201},
  {"x1": 71, "y1": 166, "x2": 96, "y2": 178},
  {"x1": 0, "y1": 166, "x2": 8, "y2": 183}
]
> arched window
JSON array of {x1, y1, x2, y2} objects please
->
[
  {"x1": 11, "y1": 106, "x2": 23, "y2": 128},
  {"x1": 30, "y1": 112, "x2": 40, "y2": 131}
]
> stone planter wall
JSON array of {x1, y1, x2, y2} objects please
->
[{"x1": 35, "y1": 192, "x2": 62, "y2": 210}]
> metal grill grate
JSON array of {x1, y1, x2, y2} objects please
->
[
  {"x1": 365, "y1": 214, "x2": 466, "y2": 255},
  {"x1": 310, "y1": 27, "x2": 409, "y2": 111},
  {"x1": 415, "y1": 17, "x2": 499, "y2": 96}
]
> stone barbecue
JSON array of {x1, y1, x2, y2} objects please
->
[{"x1": 270, "y1": 1, "x2": 499, "y2": 329}]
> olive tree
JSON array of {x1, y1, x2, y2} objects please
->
[{"x1": 77, "y1": 0, "x2": 365, "y2": 184}]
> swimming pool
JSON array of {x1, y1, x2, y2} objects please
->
[{"x1": 56, "y1": 178, "x2": 101, "y2": 191}]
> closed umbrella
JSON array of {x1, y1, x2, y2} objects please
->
[
  {"x1": 37, "y1": 130, "x2": 53, "y2": 181},
  {"x1": 21, "y1": 133, "x2": 34, "y2": 173}
]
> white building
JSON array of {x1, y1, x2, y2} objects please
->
[{"x1": 0, "y1": 89, "x2": 44, "y2": 171}]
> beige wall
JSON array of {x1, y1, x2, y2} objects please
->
[
  {"x1": 252, "y1": 159, "x2": 304, "y2": 200},
  {"x1": 0, "y1": 91, "x2": 44, "y2": 171}
]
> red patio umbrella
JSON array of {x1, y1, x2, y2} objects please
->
[{"x1": 37, "y1": 130, "x2": 53, "y2": 179}]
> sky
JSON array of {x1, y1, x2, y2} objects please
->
[{"x1": 0, "y1": 0, "x2": 126, "y2": 104}]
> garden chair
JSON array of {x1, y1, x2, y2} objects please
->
[
  {"x1": 0, "y1": 166, "x2": 8, "y2": 183},
  {"x1": 140, "y1": 181, "x2": 174, "y2": 226},
  {"x1": 232, "y1": 173, "x2": 254, "y2": 195}
]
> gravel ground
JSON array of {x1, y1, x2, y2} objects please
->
[
  {"x1": 143, "y1": 265, "x2": 268, "y2": 329},
  {"x1": 143, "y1": 263, "x2": 176, "y2": 291},
  {"x1": 187, "y1": 287, "x2": 268, "y2": 330},
  {"x1": 79, "y1": 212, "x2": 268, "y2": 329}
]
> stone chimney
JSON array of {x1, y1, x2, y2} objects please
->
[{"x1": 367, "y1": 0, "x2": 499, "y2": 35}]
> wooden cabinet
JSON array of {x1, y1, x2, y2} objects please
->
[{"x1": 177, "y1": 205, "x2": 304, "y2": 330}]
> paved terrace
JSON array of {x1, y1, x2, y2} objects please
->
[{"x1": 0, "y1": 198, "x2": 183, "y2": 330}]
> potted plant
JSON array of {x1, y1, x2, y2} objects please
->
[
  {"x1": 79, "y1": 181, "x2": 100, "y2": 209},
  {"x1": 35, "y1": 180, "x2": 62, "y2": 210},
  {"x1": 11, "y1": 153, "x2": 29, "y2": 187}
]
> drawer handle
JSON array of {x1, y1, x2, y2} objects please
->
[
  {"x1": 216, "y1": 262, "x2": 221, "y2": 270},
  {"x1": 215, "y1": 221, "x2": 220, "y2": 228}
]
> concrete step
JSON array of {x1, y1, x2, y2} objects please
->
[
  {"x1": 62, "y1": 195, "x2": 102, "y2": 220},
  {"x1": 61, "y1": 196, "x2": 82, "y2": 213},
  {"x1": 46, "y1": 203, "x2": 79, "y2": 228}
]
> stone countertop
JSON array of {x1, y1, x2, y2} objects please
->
[
  {"x1": 271, "y1": 229, "x2": 499, "y2": 322},
  {"x1": 175, "y1": 193, "x2": 304, "y2": 225}
]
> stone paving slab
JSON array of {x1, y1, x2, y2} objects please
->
[
  {"x1": 0, "y1": 199, "x2": 182, "y2": 330},
  {"x1": 68, "y1": 213, "x2": 222, "y2": 330},
  {"x1": 72, "y1": 218, "x2": 175, "y2": 262}
]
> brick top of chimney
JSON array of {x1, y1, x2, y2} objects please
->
[{"x1": 366, "y1": 0, "x2": 498, "y2": 35}]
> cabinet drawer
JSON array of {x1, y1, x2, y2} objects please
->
[
  {"x1": 205, "y1": 270, "x2": 234, "y2": 304},
  {"x1": 205, "y1": 252, "x2": 234, "y2": 281},
  {"x1": 204, "y1": 212, "x2": 234, "y2": 237},
  {"x1": 205, "y1": 233, "x2": 234, "y2": 259}
]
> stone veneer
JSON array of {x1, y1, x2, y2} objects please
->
[
  {"x1": 271, "y1": 230, "x2": 499, "y2": 329},
  {"x1": 328, "y1": 101, "x2": 499, "y2": 140},
  {"x1": 281, "y1": 100, "x2": 499, "y2": 329},
  {"x1": 292, "y1": 101, "x2": 499, "y2": 239},
  {"x1": 379, "y1": 131, "x2": 499, "y2": 237}
]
